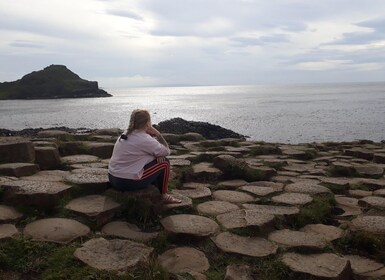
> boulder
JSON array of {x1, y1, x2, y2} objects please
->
[
  {"x1": 212, "y1": 190, "x2": 257, "y2": 204},
  {"x1": 1, "y1": 180, "x2": 72, "y2": 209},
  {"x1": 271, "y1": 192, "x2": 313, "y2": 205},
  {"x1": 0, "y1": 162, "x2": 39, "y2": 177},
  {"x1": 268, "y1": 229, "x2": 328, "y2": 250},
  {"x1": 0, "y1": 137, "x2": 35, "y2": 163},
  {"x1": 34, "y1": 146, "x2": 61, "y2": 170}
]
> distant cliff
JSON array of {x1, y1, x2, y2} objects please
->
[{"x1": 0, "y1": 65, "x2": 112, "y2": 99}]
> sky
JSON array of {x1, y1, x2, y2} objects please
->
[{"x1": 0, "y1": 0, "x2": 385, "y2": 88}]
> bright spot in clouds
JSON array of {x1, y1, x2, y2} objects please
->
[{"x1": 0, "y1": 0, "x2": 384, "y2": 88}]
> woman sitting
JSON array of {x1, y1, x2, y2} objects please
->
[{"x1": 108, "y1": 109, "x2": 182, "y2": 204}]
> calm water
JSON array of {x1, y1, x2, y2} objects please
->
[{"x1": 1, "y1": 82, "x2": 385, "y2": 143}]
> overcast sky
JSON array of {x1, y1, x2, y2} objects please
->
[{"x1": 1, "y1": 0, "x2": 385, "y2": 88}]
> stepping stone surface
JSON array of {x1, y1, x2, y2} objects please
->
[
  {"x1": 225, "y1": 264, "x2": 253, "y2": 280},
  {"x1": 268, "y1": 229, "x2": 328, "y2": 250},
  {"x1": 344, "y1": 254, "x2": 384, "y2": 276},
  {"x1": 300, "y1": 224, "x2": 344, "y2": 241},
  {"x1": 197, "y1": 200, "x2": 240, "y2": 216},
  {"x1": 0, "y1": 205, "x2": 23, "y2": 222},
  {"x1": 241, "y1": 204, "x2": 299, "y2": 216},
  {"x1": 350, "y1": 216, "x2": 385, "y2": 234},
  {"x1": 61, "y1": 155, "x2": 100, "y2": 165},
  {"x1": 271, "y1": 192, "x2": 313, "y2": 205},
  {"x1": 24, "y1": 218, "x2": 90, "y2": 244},
  {"x1": 212, "y1": 190, "x2": 256, "y2": 203},
  {"x1": 0, "y1": 224, "x2": 19, "y2": 240},
  {"x1": 359, "y1": 196, "x2": 385, "y2": 209},
  {"x1": 161, "y1": 214, "x2": 219, "y2": 237},
  {"x1": 101, "y1": 221, "x2": 158, "y2": 242},
  {"x1": 282, "y1": 253, "x2": 352, "y2": 279},
  {"x1": 239, "y1": 185, "x2": 277, "y2": 196},
  {"x1": 74, "y1": 238, "x2": 153, "y2": 272},
  {"x1": 158, "y1": 247, "x2": 210, "y2": 274},
  {"x1": 65, "y1": 195, "x2": 120, "y2": 217},
  {"x1": 0, "y1": 163, "x2": 39, "y2": 177},
  {"x1": 212, "y1": 232, "x2": 277, "y2": 257},
  {"x1": 284, "y1": 181, "x2": 331, "y2": 194},
  {"x1": 216, "y1": 209, "x2": 275, "y2": 230},
  {"x1": 172, "y1": 187, "x2": 211, "y2": 199}
]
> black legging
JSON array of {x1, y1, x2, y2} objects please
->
[{"x1": 108, "y1": 159, "x2": 170, "y2": 194}]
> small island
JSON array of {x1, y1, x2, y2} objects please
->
[{"x1": 0, "y1": 65, "x2": 112, "y2": 100}]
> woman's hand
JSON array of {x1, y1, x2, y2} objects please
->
[
  {"x1": 146, "y1": 125, "x2": 161, "y2": 138},
  {"x1": 157, "y1": 157, "x2": 166, "y2": 163}
]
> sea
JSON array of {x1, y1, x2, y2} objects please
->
[{"x1": 1, "y1": 82, "x2": 385, "y2": 144}]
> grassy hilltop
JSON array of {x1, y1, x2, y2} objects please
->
[{"x1": 0, "y1": 65, "x2": 111, "y2": 100}]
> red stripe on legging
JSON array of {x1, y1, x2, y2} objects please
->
[{"x1": 141, "y1": 161, "x2": 170, "y2": 194}]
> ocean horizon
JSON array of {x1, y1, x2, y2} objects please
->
[{"x1": 1, "y1": 82, "x2": 385, "y2": 144}]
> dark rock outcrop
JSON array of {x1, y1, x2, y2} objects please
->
[
  {"x1": 0, "y1": 65, "x2": 112, "y2": 100},
  {"x1": 155, "y1": 117, "x2": 245, "y2": 140}
]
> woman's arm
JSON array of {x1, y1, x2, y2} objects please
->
[{"x1": 146, "y1": 126, "x2": 169, "y2": 148}]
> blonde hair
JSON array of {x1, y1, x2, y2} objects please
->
[{"x1": 126, "y1": 109, "x2": 151, "y2": 134}]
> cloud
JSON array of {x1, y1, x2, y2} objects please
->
[
  {"x1": 106, "y1": 9, "x2": 143, "y2": 21},
  {"x1": 9, "y1": 40, "x2": 44, "y2": 49}
]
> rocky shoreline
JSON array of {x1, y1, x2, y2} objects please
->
[
  {"x1": 0, "y1": 117, "x2": 247, "y2": 140},
  {"x1": 1, "y1": 128, "x2": 385, "y2": 279}
]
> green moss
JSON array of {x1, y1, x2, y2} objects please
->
[
  {"x1": 250, "y1": 145, "x2": 281, "y2": 156},
  {"x1": 0, "y1": 237, "x2": 57, "y2": 275},
  {"x1": 291, "y1": 194, "x2": 336, "y2": 228}
]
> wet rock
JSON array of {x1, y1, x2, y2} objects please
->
[
  {"x1": 212, "y1": 232, "x2": 277, "y2": 257},
  {"x1": 74, "y1": 238, "x2": 153, "y2": 272},
  {"x1": 24, "y1": 218, "x2": 90, "y2": 244},
  {"x1": 160, "y1": 214, "x2": 219, "y2": 237},
  {"x1": 158, "y1": 247, "x2": 210, "y2": 274},
  {"x1": 101, "y1": 221, "x2": 159, "y2": 242}
]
